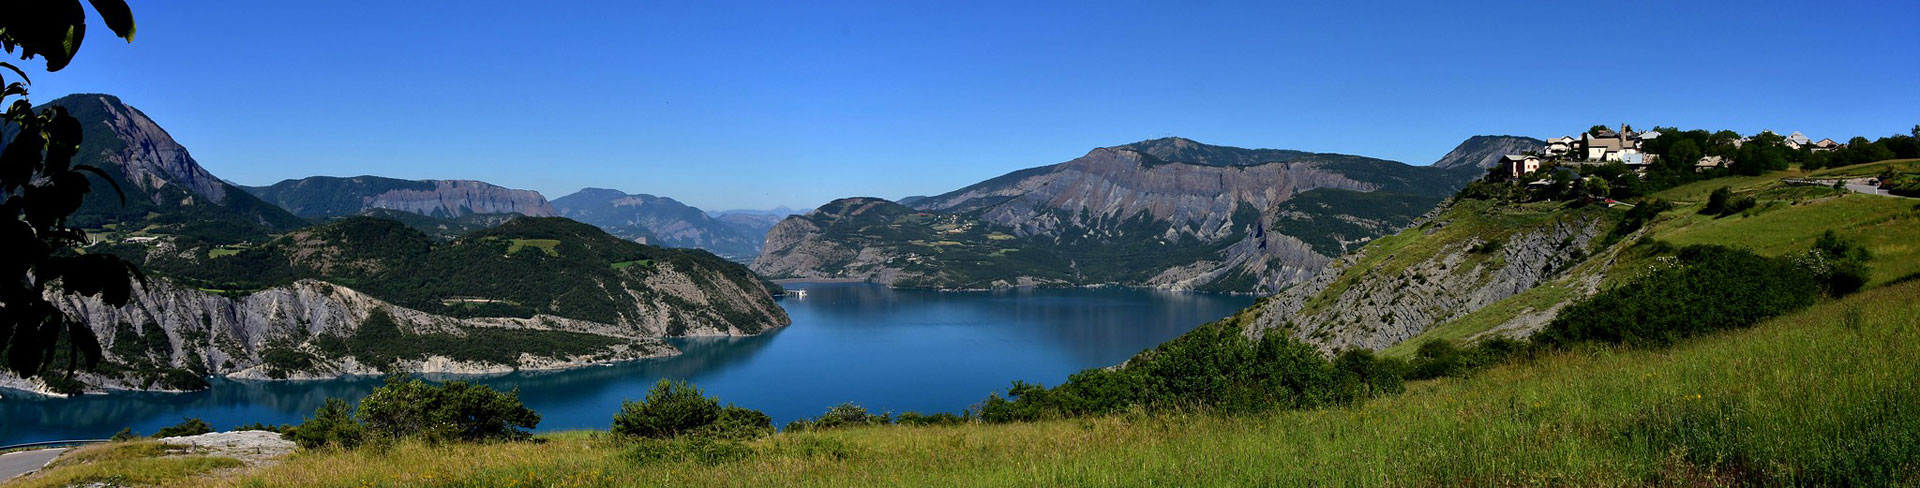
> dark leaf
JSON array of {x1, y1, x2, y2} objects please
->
[
  {"x1": 72, "y1": 164, "x2": 126, "y2": 205},
  {"x1": 0, "y1": 62, "x2": 29, "y2": 84},
  {"x1": 87, "y1": 0, "x2": 137, "y2": 41},
  {"x1": 0, "y1": 126, "x2": 44, "y2": 191},
  {"x1": 65, "y1": 318, "x2": 103, "y2": 370}
]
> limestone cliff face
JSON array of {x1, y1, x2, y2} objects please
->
[
  {"x1": 8, "y1": 265, "x2": 787, "y2": 393},
  {"x1": 1243, "y1": 200, "x2": 1615, "y2": 353},
  {"x1": 242, "y1": 175, "x2": 558, "y2": 219},
  {"x1": 368, "y1": 180, "x2": 558, "y2": 217}
]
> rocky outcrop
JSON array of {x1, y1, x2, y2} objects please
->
[
  {"x1": 1244, "y1": 200, "x2": 1613, "y2": 353},
  {"x1": 4, "y1": 276, "x2": 749, "y2": 393},
  {"x1": 751, "y1": 198, "x2": 924, "y2": 284}
]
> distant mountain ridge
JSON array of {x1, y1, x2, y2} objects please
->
[
  {"x1": 754, "y1": 137, "x2": 1493, "y2": 292},
  {"x1": 552, "y1": 188, "x2": 772, "y2": 260},
  {"x1": 241, "y1": 175, "x2": 558, "y2": 218}
]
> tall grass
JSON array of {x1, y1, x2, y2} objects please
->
[{"x1": 188, "y1": 280, "x2": 1918, "y2": 487}]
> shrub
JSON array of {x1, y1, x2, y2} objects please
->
[
  {"x1": 786, "y1": 403, "x2": 889, "y2": 432},
  {"x1": 358, "y1": 375, "x2": 539, "y2": 443},
  {"x1": 1609, "y1": 198, "x2": 1673, "y2": 242},
  {"x1": 896, "y1": 411, "x2": 968, "y2": 426},
  {"x1": 231, "y1": 422, "x2": 285, "y2": 433},
  {"x1": 980, "y1": 320, "x2": 1364, "y2": 423},
  {"x1": 612, "y1": 379, "x2": 720, "y2": 439},
  {"x1": 152, "y1": 417, "x2": 212, "y2": 438},
  {"x1": 1800, "y1": 230, "x2": 1872, "y2": 295},
  {"x1": 109, "y1": 427, "x2": 138, "y2": 441},
  {"x1": 284, "y1": 398, "x2": 365, "y2": 449},
  {"x1": 1404, "y1": 337, "x2": 1524, "y2": 381},
  {"x1": 1702, "y1": 187, "x2": 1732, "y2": 215},
  {"x1": 1334, "y1": 349, "x2": 1406, "y2": 398},
  {"x1": 1534, "y1": 245, "x2": 1819, "y2": 348},
  {"x1": 705, "y1": 405, "x2": 774, "y2": 440}
]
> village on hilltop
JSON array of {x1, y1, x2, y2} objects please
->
[{"x1": 1495, "y1": 124, "x2": 1845, "y2": 182}]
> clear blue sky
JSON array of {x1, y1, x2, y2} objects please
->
[{"x1": 29, "y1": 0, "x2": 1920, "y2": 211}]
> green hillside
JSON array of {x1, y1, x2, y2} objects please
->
[
  {"x1": 95, "y1": 216, "x2": 781, "y2": 331},
  {"x1": 1379, "y1": 166, "x2": 1920, "y2": 356}
]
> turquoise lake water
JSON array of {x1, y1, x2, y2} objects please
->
[{"x1": 1, "y1": 283, "x2": 1253, "y2": 444}]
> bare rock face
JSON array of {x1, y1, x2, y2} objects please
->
[
  {"x1": 9, "y1": 267, "x2": 787, "y2": 392},
  {"x1": 91, "y1": 94, "x2": 229, "y2": 203},
  {"x1": 368, "y1": 180, "x2": 558, "y2": 217},
  {"x1": 1244, "y1": 202, "x2": 1611, "y2": 353}
]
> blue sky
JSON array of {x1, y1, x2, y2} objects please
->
[{"x1": 29, "y1": 0, "x2": 1920, "y2": 211}]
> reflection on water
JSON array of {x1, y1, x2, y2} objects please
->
[{"x1": 1, "y1": 284, "x2": 1250, "y2": 444}]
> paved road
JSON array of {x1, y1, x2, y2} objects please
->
[{"x1": 0, "y1": 448, "x2": 68, "y2": 481}]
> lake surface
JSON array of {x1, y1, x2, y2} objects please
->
[{"x1": 1, "y1": 283, "x2": 1252, "y2": 444}]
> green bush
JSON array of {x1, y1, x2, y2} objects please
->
[
  {"x1": 612, "y1": 379, "x2": 720, "y2": 439},
  {"x1": 357, "y1": 375, "x2": 540, "y2": 443},
  {"x1": 706, "y1": 405, "x2": 775, "y2": 440},
  {"x1": 1534, "y1": 245, "x2": 1819, "y2": 348},
  {"x1": 1702, "y1": 187, "x2": 1732, "y2": 215},
  {"x1": 284, "y1": 398, "x2": 365, "y2": 449},
  {"x1": 1334, "y1": 349, "x2": 1406, "y2": 397},
  {"x1": 152, "y1": 417, "x2": 211, "y2": 438},
  {"x1": 785, "y1": 403, "x2": 890, "y2": 432},
  {"x1": 1403, "y1": 337, "x2": 1522, "y2": 381},
  {"x1": 1801, "y1": 230, "x2": 1872, "y2": 296},
  {"x1": 979, "y1": 319, "x2": 1366, "y2": 423},
  {"x1": 896, "y1": 411, "x2": 969, "y2": 426},
  {"x1": 231, "y1": 422, "x2": 285, "y2": 433}
]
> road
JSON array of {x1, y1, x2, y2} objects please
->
[{"x1": 0, "y1": 448, "x2": 67, "y2": 481}]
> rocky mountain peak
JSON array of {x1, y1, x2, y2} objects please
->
[
  {"x1": 1430, "y1": 135, "x2": 1546, "y2": 169},
  {"x1": 51, "y1": 93, "x2": 230, "y2": 203}
]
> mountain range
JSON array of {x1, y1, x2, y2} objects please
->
[
  {"x1": 752, "y1": 136, "x2": 1542, "y2": 292},
  {"x1": 551, "y1": 188, "x2": 778, "y2": 260}
]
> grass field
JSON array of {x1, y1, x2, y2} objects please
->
[
  {"x1": 28, "y1": 279, "x2": 1895, "y2": 487},
  {"x1": 610, "y1": 259, "x2": 653, "y2": 271},
  {"x1": 506, "y1": 238, "x2": 562, "y2": 257},
  {"x1": 9, "y1": 442, "x2": 243, "y2": 488}
]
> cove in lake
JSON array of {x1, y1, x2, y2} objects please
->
[{"x1": 1, "y1": 283, "x2": 1252, "y2": 444}]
